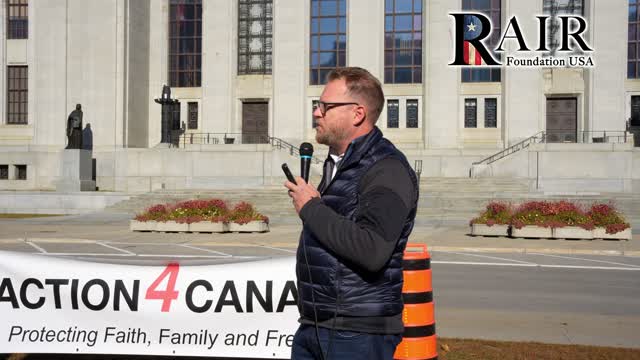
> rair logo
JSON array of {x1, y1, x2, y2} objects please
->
[{"x1": 449, "y1": 13, "x2": 594, "y2": 68}]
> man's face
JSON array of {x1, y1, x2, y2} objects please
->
[{"x1": 313, "y1": 79, "x2": 358, "y2": 149}]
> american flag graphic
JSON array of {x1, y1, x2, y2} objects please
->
[
  {"x1": 463, "y1": 15, "x2": 485, "y2": 66},
  {"x1": 464, "y1": 41, "x2": 484, "y2": 65}
]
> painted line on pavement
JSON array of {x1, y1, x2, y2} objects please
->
[
  {"x1": 250, "y1": 244, "x2": 296, "y2": 254},
  {"x1": 435, "y1": 250, "x2": 538, "y2": 265},
  {"x1": 25, "y1": 241, "x2": 48, "y2": 254},
  {"x1": 135, "y1": 254, "x2": 262, "y2": 259},
  {"x1": 177, "y1": 244, "x2": 233, "y2": 257},
  {"x1": 431, "y1": 261, "x2": 640, "y2": 271},
  {"x1": 95, "y1": 241, "x2": 136, "y2": 255},
  {"x1": 527, "y1": 253, "x2": 640, "y2": 268},
  {"x1": 36, "y1": 252, "x2": 133, "y2": 257}
]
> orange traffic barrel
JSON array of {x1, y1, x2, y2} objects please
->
[{"x1": 394, "y1": 244, "x2": 437, "y2": 360}]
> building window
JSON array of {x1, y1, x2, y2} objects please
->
[
  {"x1": 187, "y1": 102, "x2": 198, "y2": 129},
  {"x1": 406, "y1": 99, "x2": 419, "y2": 128},
  {"x1": 238, "y1": 0, "x2": 273, "y2": 75},
  {"x1": 0, "y1": 165, "x2": 8, "y2": 180},
  {"x1": 484, "y1": 98, "x2": 497, "y2": 128},
  {"x1": 312, "y1": 100, "x2": 319, "y2": 128},
  {"x1": 169, "y1": 0, "x2": 202, "y2": 87},
  {"x1": 631, "y1": 96, "x2": 640, "y2": 126},
  {"x1": 310, "y1": 0, "x2": 347, "y2": 85},
  {"x1": 7, "y1": 66, "x2": 28, "y2": 125},
  {"x1": 384, "y1": 0, "x2": 422, "y2": 84},
  {"x1": 464, "y1": 98, "x2": 478, "y2": 128},
  {"x1": 630, "y1": 0, "x2": 640, "y2": 78},
  {"x1": 387, "y1": 100, "x2": 400, "y2": 128},
  {"x1": 15, "y1": 165, "x2": 26, "y2": 180},
  {"x1": 7, "y1": 0, "x2": 28, "y2": 39},
  {"x1": 543, "y1": 0, "x2": 584, "y2": 56},
  {"x1": 461, "y1": 0, "x2": 501, "y2": 83}
]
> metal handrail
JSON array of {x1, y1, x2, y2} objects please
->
[
  {"x1": 473, "y1": 129, "x2": 630, "y2": 166},
  {"x1": 169, "y1": 132, "x2": 323, "y2": 164},
  {"x1": 473, "y1": 131, "x2": 545, "y2": 166}
]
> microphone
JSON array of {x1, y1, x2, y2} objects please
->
[{"x1": 300, "y1": 142, "x2": 314, "y2": 183}]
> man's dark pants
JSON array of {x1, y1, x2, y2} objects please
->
[{"x1": 291, "y1": 324, "x2": 402, "y2": 360}]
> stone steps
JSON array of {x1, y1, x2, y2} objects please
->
[{"x1": 104, "y1": 179, "x2": 639, "y2": 227}]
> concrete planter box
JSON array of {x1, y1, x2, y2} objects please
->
[
  {"x1": 593, "y1": 227, "x2": 632, "y2": 240},
  {"x1": 470, "y1": 224, "x2": 509, "y2": 237},
  {"x1": 228, "y1": 221, "x2": 269, "y2": 233},
  {"x1": 553, "y1": 226, "x2": 594, "y2": 240},
  {"x1": 155, "y1": 221, "x2": 189, "y2": 232},
  {"x1": 189, "y1": 221, "x2": 228, "y2": 233},
  {"x1": 511, "y1": 225, "x2": 552, "y2": 239},
  {"x1": 130, "y1": 220, "x2": 156, "y2": 232}
]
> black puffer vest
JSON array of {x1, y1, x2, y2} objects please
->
[{"x1": 296, "y1": 127, "x2": 418, "y2": 321}]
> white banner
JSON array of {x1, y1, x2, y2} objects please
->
[{"x1": 0, "y1": 251, "x2": 299, "y2": 358}]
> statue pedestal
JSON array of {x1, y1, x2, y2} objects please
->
[{"x1": 57, "y1": 149, "x2": 96, "y2": 192}]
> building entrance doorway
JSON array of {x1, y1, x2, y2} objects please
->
[
  {"x1": 242, "y1": 101, "x2": 269, "y2": 144},
  {"x1": 546, "y1": 97, "x2": 577, "y2": 143}
]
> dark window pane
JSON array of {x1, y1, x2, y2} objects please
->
[
  {"x1": 385, "y1": 69, "x2": 393, "y2": 83},
  {"x1": 414, "y1": 0, "x2": 422, "y2": 12},
  {"x1": 387, "y1": 100, "x2": 399, "y2": 128},
  {"x1": 406, "y1": 99, "x2": 419, "y2": 128},
  {"x1": 6, "y1": 65, "x2": 28, "y2": 124},
  {"x1": 338, "y1": 51, "x2": 346, "y2": 66},
  {"x1": 168, "y1": 0, "x2": 202, "y2": 86},
  {"x1": 465, "y1": 98, "x2": 478, "y2": 128},
  {"x1": 413, "y1": 67, "x2": 422, "y2": 83},
  {"x1": 384, "y1": 0, "x2": 422, "y2": 84},
  {"x1": 630, "y1": 5, "x2": 637, "y2": 22},
  {"x1": 310, "y1": 70, "x2": 319, "y2": 85},
  {"x1": 395, "y1": 15, "x2": 412, "y2": 31},
  {"x1": 319, "y1": 69, "x2": 332, "y2": 83},
  {"x1": 319, "y1": 34, "x2": 338, "y2": 50},
  {"x1": 413, "y1": 50, "x2": 422, "y2": 65},
  {"x1": 339, "y1": 17, "x2": 346, "y2": 32},
  {"x1": 320, "y1": 17, "x2": 337, "y2": 33},
  {"x1": 7, "y1": 0, "x2": 28, "y2": 39},
  {"x1": 385, "y1": 0, "x2": 393, "y2": 13},
  {"x1": 395, "y1": 50, "x2": 412, "y2": 65},
  {"x1": 630, "y1": 43, "x2": 637, "y2": 61},
  {"x1": 311, "y1": 18, "x2": 319, "y2": 33},
  {"x1": 395, "y1": 0, "x2": 413, "y2": 12},
  {"x1": 385, "y1": 15, "x2": 393, "y2": 31},
  {"x1": 319, "y1": 52, "x2": 337, "y2": 66},
  {"x1": 394, "y1": 68, "x2": 412, "y2": 83},
  {"x1": 16, "y1": 165, "x2": 27, "y2": 180},
  {"x1": 629, "y1": 61, "x2": 637, "y2": 79},
  {"x1": 320, "y1": 0, "x2": 337, "y2": 16},
  {"x1": 414, "y1": 15, "x2": 422, "y2": 31},
  {"x1": 631, "y1": 95, "x2": 640, "y2": 126},
  {"x1": 385, "y1": 50, "x2": 393, "y2": 64},
  {"x1": 338, "y1": 35, "x2": 347, "y2": 50},
  {"x1": 188, "y1": 102, "x2": 198, "y2": 129},
  {"x1": 485, "y1": 98, "x2": 497, "y2": 128},
  {"x1": 0, "y1": 165, "x2": 8, "y2": 180}
]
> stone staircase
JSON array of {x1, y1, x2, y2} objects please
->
[{"x1": 105, "y1": 177, "x2": 640, "y2": 228}]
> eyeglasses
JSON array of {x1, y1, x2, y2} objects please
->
[{"x1": 315, "y1": 101, "x2": 359, "y2": 117}]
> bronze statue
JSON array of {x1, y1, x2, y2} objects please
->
[{"x1": 66, "y1": 104, "x2": 83, "y2": 149}]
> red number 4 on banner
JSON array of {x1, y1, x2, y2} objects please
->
[{"x1": 146, "y1": 263, "x2": 180, "y2": 312}]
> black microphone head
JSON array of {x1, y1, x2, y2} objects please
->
[{"x1": 300, "y1": 142, "x2": 314, "y2": 157}]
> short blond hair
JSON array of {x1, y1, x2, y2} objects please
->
[{"x1": 327, "y1": 67, "x2": 385, "y2": 124}]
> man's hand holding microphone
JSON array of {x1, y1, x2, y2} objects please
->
[{"x1": 283, "y1": 143, "x2": 320, "y2": 215}]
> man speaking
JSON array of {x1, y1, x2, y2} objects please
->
[{"x1": 285, "y1": 67, "x2": 419, "y2": 360}]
